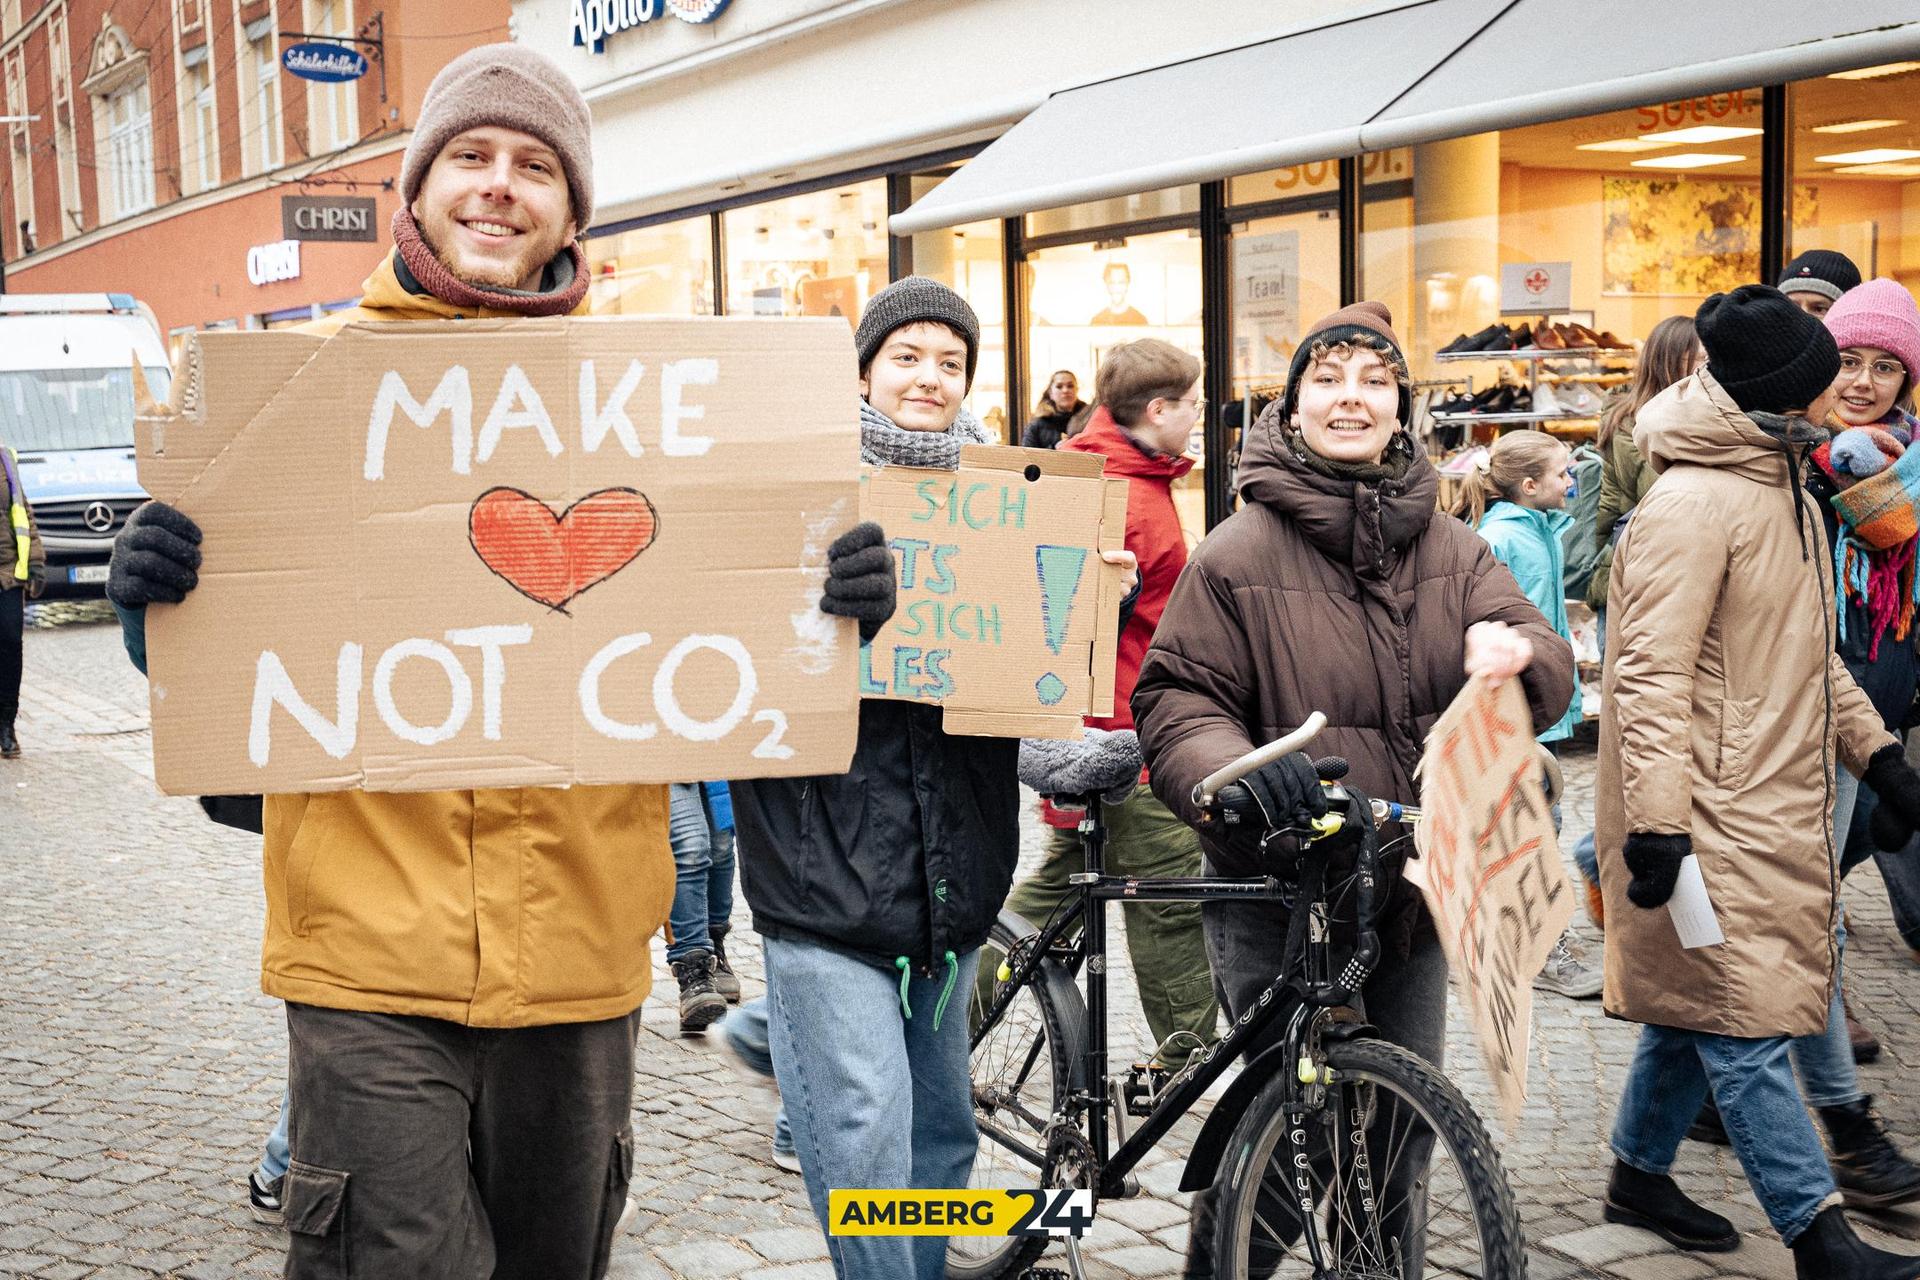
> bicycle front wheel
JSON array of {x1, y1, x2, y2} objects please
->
[
  {"x1": 947, "y1": 912, "x2": 1086, "y2": 1280},
  {"x1": 1211, "y1": 1036, "x2": 1525, "y2": 1279}
]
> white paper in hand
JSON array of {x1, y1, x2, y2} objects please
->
[{"x1": 1667, "y1": 854, "x2": 1724, "y2": 949}]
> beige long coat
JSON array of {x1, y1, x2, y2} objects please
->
[{"x1": 1595, "y1": 368, "x2": 1894, "y2": 1038}]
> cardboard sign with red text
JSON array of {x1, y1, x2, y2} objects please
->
[
  {"x1": 858, "y1": 445, "x2": 1128, "y2": 739},
  {"x1": 134, "y1": 318, "x2": 863, "y2": 794},
  {"x1": 1406, "y1": 675, "x2": 1573, "y2": 1131}
]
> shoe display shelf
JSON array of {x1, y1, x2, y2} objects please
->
[{"x1": 1429, "y1": 346, "x2": 1628, "y2": 433}]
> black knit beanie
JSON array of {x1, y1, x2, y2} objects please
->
[
  {"x1": 1282, "y1": 301, "x2": 1412, "y2": 424},
  {"x1": 854, "y1": 276, "x2": 981, "y2": 389},
  {"x1": 1777, "y1": 249, "x2": 1863, "y2": 305},
  {"x1": 1695, "y1": 284, "x2": 1841, "y2": 414}
]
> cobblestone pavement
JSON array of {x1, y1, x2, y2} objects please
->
[{"x1": 6, "y1": 604, "x2": 1920, "y2": 1278}]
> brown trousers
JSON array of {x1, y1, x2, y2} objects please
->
[{"x1": 282, "y1": 1003, "x2": 639, "y2": 1280}]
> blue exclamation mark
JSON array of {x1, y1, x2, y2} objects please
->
[{"x1": 1034, "y1": 544, "x2": 1087, "y2": 706}]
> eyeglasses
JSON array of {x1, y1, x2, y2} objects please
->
[
  {"x1": 1169, "y1": 396, "x2": 1207, "y2": 413},
  {"x1": 1839, "y1": 354, "x2": 1907, "y2": 383}
]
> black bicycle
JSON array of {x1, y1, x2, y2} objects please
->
[{"x1": 953, "y1": 713, "x2": 1532, "y2": 1280}]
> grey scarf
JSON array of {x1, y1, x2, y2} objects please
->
[{"x1": 859, "y1": 399, "x2": 995, "y2": 471}]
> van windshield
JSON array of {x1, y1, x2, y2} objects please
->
[{"x1": 0, "y1": 366, "x2": 173, "y2": 454}]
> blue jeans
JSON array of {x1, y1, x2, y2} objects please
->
[
  {"x1": 763, "y1": 935, "x2": 980, "y2": 1280},
  {"x1": 1612, "y1": 1026, "x2": 1837, "y2": 1242},
  {"x1": 1791, "y1": 921, "x2": 1860, "y2": 1110},
  {"x1": 1571, "y1": 831, "x2": 1599, "y2": 889},
  {"x1": 258, "y1": 1089, "x2": 290, "y2": 1182},
  {"x1": 721, "y1": 998, "x2": 793, "y2": 1156},
  {"x1": 667, "y1": 783, "x2": 736, "y2": 964}
]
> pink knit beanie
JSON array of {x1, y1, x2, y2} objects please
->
[
  {"x1": 1826, "y1": 278, "x2": 1920, "y2": 384},
  {"x1": 401, "y1": 44, "x2": 594, "y2": 227}
]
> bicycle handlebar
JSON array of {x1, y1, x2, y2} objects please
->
[{"x1": 1191, "y1": 712, "x2": 1328, "y2": 810}]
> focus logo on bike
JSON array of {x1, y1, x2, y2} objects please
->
[{"x1": 827, "y1": 1189, "x2": 1092, "y2": 1237}]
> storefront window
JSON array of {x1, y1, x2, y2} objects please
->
[
  {"x1": 1788, "y1": 68, "x2": 1920, "y2": 291},
  {"x1": 1365, "y1": 98, "x2": 1763, "y2": 445},
  {"x1": 585, "y1": 215, "x2": 713, "y2": 317},
  {"x1": 1024, "y1": 185, "x2": 1198, "y2": 240},
  {"x1": 1023, "y1": 228, "x2": 1204, "y2": 535},
  {"x1": 722, "y1": 181, "x2": 888, "y2": 324},
  {"x1": 904, "y1": 170, "x2": 1008, "y2": 434}
]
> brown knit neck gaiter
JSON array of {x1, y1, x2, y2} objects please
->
[{"x1": 390, "y1": 207, "x2": 589, "y2": 317}]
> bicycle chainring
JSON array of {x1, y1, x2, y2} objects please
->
[{"x1": 1042, "y1": 1122, "x2": 1097, "y2": 1191}]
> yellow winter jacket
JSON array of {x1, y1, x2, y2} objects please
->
[{"x1": 258, "y1": 253, "x2": 674, "y2": 1028}]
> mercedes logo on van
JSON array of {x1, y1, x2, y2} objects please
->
[{"x1": 83, "y1": 502, "x2": 115, "y2": 533}]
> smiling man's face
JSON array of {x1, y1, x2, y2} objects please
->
[{"x1": 411, "y1": 126, "x2": 576, "y2": 292}]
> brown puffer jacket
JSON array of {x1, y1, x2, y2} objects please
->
[
  {"x1": 1133, "y1": 404, "x2": 1574, "y2": 932},
  {"x1": 1595, "y1": 368, "x2": 1893, "y2": 1038}
]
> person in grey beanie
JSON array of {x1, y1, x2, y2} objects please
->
[
  {"x1": 103, "y1": 41, "x2": 895, "y2": 1280},
  {"x1": 1778, "y1": 248, "x2": 1863, "y2": 319}
]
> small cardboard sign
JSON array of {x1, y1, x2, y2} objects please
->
[
  {"x1": 1406, "y1": 675, "x2": 1573, "y2": 1131},
  {"x1": 135, "y1": 317, "x2": 864, "y2": 794},
  {"x1": 858, "y1": 445, "x2": 1127, "y2": 739}
]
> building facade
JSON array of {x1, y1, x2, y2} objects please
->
[
  {"x1": 0, "y1": 0, "x2": 509, "y2": 351},
  {"x1": 515, "y1": 0, "x2": 1920, "y2": 531}
]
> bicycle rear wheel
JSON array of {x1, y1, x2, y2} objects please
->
[
  {"x1": 1211, "y1": 1036, "x2": 1525, "y2": 1279},
  {"x1": 947, "y1": 912, "x2": 1087, "y2": 1280}
]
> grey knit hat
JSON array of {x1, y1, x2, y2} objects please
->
[
  {"x1": 401, "y1": 44, "x2": 594, "y2": 227},
  {"x1": 855, "y1": 277, "x2": 981, "y2": 388}
]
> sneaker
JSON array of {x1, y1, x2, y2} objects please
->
[
  {"x1": 709, "y1": 927, "x2": 742, "y2": 1004},
  {"x1": 248, "y1": 1170, "x2": 284, "y2": 1227},
  {"x1": 716, "y1": 1009, "x2": 781, "y2": 1111},
  {"x1": 1533, "y1": 930, "x2": 1603, "y2": 999},
  {"x1": 615, "y1": 1193, "x2": 640, "y2": 1234},
  {"x1": 1532, "y1": 383, "x2": 1564, "y2": 417},
  {"x1": 771, "y1": 1142, "x2": 801, "y2": 1174},
  {"x1": 672, "y1": 950, "x2": 727, "y2": 1035}
]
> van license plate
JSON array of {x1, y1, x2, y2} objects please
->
[{"x1": 69, "y1": 565, "x2": 109, "y2": 585}]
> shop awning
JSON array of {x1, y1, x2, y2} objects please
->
[{"x1": 890, "y1": 0, "x2": 1920, "y2": 234}]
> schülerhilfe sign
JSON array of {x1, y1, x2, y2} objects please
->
[
  {"x1": 859, "y1": 446, "x2": 1128, "y2": 739},
  {"x1": 281, "y1": 41, "x2": 370, "y2": 82},
  {"x1": 572, "y1": 0, "x2": 731, "y2": 53},
  {"x1": 133, "y1": 317, "x2": 862, "y2": 794}
]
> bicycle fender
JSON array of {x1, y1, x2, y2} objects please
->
[{"x1": 1177, "y1": 1021, "x2": 1379, "y2": 1194}]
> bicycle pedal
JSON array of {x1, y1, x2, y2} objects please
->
[{"x1": 1122, "y1": 1062, "x2": 1170, "y2": 1117}]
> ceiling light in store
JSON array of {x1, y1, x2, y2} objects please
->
[
  {"x1": 1576, "y1": 137, "x2": 1674, "y2": 152},
  {"x1": 1630, "y1": 152, "x2": 1747, "y2": 169},
  {"x1": 1638, "y1": 125, "x2": 1763, "y2": 145},
  {"x1": 1811, "y1": 118, "x2": 1907, "y2": 134},
  {"x1": 1815, "y1": 147, "x2": 1920, "y2": 164},
  {"x1": 1829, "y1": 62, "x2": 1920, "y2": 80},
  {"x1": 1832, "y1": 162, "x2": 1920, "y2": 176}
]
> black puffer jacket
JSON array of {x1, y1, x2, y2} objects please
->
[{"x1": 733, "y1": 698, "x2": 1019, "y2": 976}]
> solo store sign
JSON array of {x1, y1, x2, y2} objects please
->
[
  {"x1": 247, "y1": 240, "x2": 302, "y2": 286},
  {"x1": 572, "y1": 0, "x2": 731, "y2": 53},
  {"x1": 282, "y1": 41, "x2": 369, "y2": 82}
]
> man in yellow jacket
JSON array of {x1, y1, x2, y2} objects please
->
[{"x1": 106, "y1": 43, "x2": 896, "y2": 1280}]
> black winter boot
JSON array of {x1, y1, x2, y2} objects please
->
[
  {"x1": 1602, "y1": 1159, "x2": 1739, "y2": 1251},
  {"x1": 708, "y1": 925, "x2": 742, "y2": 1004},
  {"x1": 1687, "y1": 1096, "x2": 1729, "y2": 1146},
  {"x1": 1792, "y1": 1205, "x2": 1920, "y2": 1279},
  {"x1": 0, "y1": 721, "x2": 17, "y2": 759},
  {"x1": 672, "y1": 950, "x2": 726, "y2": 1035},
  {"x1": 1822, "y1": 1097, "x2": 1920, "y2": 1209}
]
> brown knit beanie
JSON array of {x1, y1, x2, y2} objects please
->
[{"x1": 401, "y1": 44, "x2": 594, "y2": 227}]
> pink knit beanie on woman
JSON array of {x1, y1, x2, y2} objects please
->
[{"x1": 1826, "y1": 278, "x2": 1920, "y2": 384}]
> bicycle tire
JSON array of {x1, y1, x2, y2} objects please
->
[
  {"x1": 946, "y1": 912, "x2": 1088, "y2": 1280},
  {"x1": 1210, "y1": 1036, "x2": 1525, "y2": 1279}
]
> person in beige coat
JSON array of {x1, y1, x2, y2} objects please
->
[{"x1": 1595, "y1": 285, "x2": 1920, "y2": 1279}]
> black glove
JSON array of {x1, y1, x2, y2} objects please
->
[
  {"x1": 1623, "y1": 831, "x2": 1689, "y2": 908},
  {"x1": 25, "y1": 566, "x2": 44, "y2": 600},
  {"x1": 820, "y1": 521, "x2": 896, "y2": 643},
  {"x1": 1215, "y1": 752, "x2": 1328, "y2": 841},
  {"x1": 1865, "y1": 743, "x2": 1920, "y2": 852},
  {"x1": 107, "y1": 501, "x2": 202, "y2": 607}
]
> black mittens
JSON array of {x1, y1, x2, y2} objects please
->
[
  {"x1": 1865, "y1": 743, "x2": 1920, "y2": 853},
  {"x1": 107, "y1": 502, "x2": 203, "y2": 607},
  {"x1": 819, "y1": 522, "x2": 897, "y2": 643},
  {"x1": 1623, "y1": 832, "x2": 1690, "y2": 908}
]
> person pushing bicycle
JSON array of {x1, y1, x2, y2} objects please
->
[{"x1": 1132, "y1": 302, "x2": 1574, "y2": 1277}]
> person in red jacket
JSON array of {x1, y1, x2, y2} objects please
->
[{"x1": 1002, "y1": 338, "x2": 1219, "y2": 1064}]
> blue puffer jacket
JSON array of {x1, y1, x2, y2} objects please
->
[{"x1": 1477, "y1": 501, "x2": 1583, "y2": 742}]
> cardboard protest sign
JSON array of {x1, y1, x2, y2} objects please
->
[
  {"x1": 135, "y1": 317, "x2": 863, "y2": 794},
  {"x1": 858, "y1": 445, "x2": 1128, "y2": 739},
  {"x1": 1406, "y1": 675, "x2": 1573, "y2": 1131}
]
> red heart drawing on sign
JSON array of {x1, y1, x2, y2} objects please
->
[{"x1": 468, "y1": 486, "x2": 659, "y2": 612}]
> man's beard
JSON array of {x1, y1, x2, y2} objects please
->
[{"x1": 420, "y1": 218, "x2": 552, "y2": 292}]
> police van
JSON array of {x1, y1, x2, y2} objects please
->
[{"x1": 0, "y1": 294, "x2": 169, "y2": 597}]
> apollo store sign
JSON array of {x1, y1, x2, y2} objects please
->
[{"x1": 572, "y1": 0, "x2": 730, "y2": 53}]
